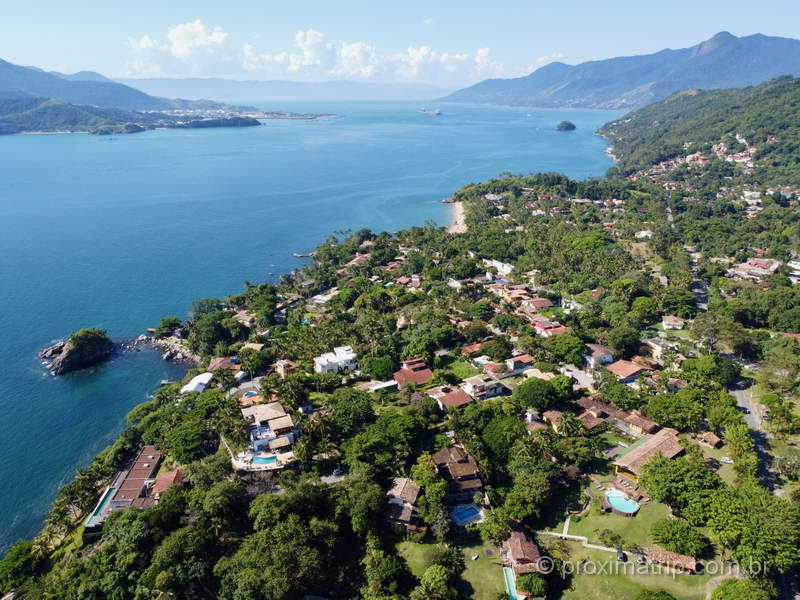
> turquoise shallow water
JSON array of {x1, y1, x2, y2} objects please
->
[{"x1": 0, "y1": 101, "x2": 617, "y2": 552}]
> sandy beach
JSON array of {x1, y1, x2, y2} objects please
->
[{"x1": 448, "y1": 201, "x2": 467, "y2": 233}]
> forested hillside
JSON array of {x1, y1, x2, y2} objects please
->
[{"x1": 599, "y1": 77, "x2": 800, "y2": 184}]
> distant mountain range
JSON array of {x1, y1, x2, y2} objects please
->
[
  {"x1": 115, "y1": 78, "x2": 452, "y2": 103},
  {"x1": 0, "y1": 59, "x2": 173, "y2": 110},
  {"x1": 442, "y1": 32, "x2": 800, "y2": 109}
]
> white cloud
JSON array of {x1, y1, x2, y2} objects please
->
[
  {"x1": 165, "y1": 19, "x2": 228, "y2": 61},
  {"x1": 126, "y1": 21, "x2": 507, "y2": 85}
]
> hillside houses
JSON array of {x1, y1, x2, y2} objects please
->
[
  {"x1": 385, "y1": 477, "x2": 423, "y2": 531},
  {"x1": 313, "y1": 345, "x2": 357, "y2": 373},
  {"x1": 240, "y1": 401, "x2": 298, "y2": 469}
]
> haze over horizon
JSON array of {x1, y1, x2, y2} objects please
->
[{"x1": 1, "y1": 0, "x2": 797, "y2": 88}]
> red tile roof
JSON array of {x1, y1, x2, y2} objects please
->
[{"x1": 152, "y1": 469, "x2": 184, "y2": 497}]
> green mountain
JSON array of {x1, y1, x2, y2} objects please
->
[
  {"x1": 443, "y1": 32, "x2": 800, "y2": 109},
  {"x1": 598, "y1": 76, "x2": 800, "y2": 184}
]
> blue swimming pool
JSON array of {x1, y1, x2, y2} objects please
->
[
  {"x1": 503, "y1": 567, "x2": 522, "y2": 600},
  {"x1": 242, "y1": 391, "x2": 258, "y2": 397},
  {"x1": 85, "y1": 486, "x2": 117, "y2": 527},
  {"x1": 251, "y1": 456, "x2": 278, "y2": 465},
  {"x1": 606, "y1": 489, "x2": 640, "y2": 514},
  {"x1": 450, "y1": 504, "x2": 482, "y2": 526}
]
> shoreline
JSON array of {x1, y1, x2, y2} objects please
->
[{"x1": 447, "y1": 200, "x2": 467, "y2": 233}]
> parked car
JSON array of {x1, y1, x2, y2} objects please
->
[
  {"x1": 634, "y1": 553, "x2": 646, "y2": 565},
  {"x1": 616, "y1": 549, "x2": 626, "y2": 562},
  {"x1": 720, "y1": 457, "x2": 734, "y2": 464}
]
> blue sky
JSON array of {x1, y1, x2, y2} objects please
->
[{"x1": 2, "y1": 0, "x2": 797, "y2": 85}]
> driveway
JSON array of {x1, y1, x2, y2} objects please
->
[{"x1": 560, "y1": 364, "x2": 595, "y2": 390}]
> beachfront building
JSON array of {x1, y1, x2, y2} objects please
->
[
  {"x1": 84, "y1": 446, "x2": 162, "y2": 535},
  {"x1": 180, "y1": 372, "x2": 213, "y2": 394},
  {"x1": 239, "y1": 401, "x2": 298, "y2": 469},
  {"x1": 313, "y1": 346, "x2": 357, "y2": 373}
]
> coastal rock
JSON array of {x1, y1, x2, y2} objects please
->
[
  {"x1": 38, "y1": 341, "x2": 66, "y2": 359},
  {"x1": 44, "y1": 329, "x2": 115, "y2": 375}
]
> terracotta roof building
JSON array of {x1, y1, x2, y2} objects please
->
[
  {"x1": 151, "y1": 469, "x2": 184, "y2": 498},
  {"x1": 428, "y1": 385, "x2": 473, "y2": 410},
  {"x1": 503, "y1": 530, "x2": 542, "y2": 575},
  {"x1": 644, "y1": 547, "x2": 699, "y2": 572},
  {"x1": 394, "y1": 358, "x2": 434, "y2": 387}
]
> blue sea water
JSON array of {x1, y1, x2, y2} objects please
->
[{"x1": 0, "y1": 101, "x2": 617, "y2": 552}]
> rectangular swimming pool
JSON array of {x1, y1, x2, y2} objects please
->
[
  {"x1": 503, "y1": 567, "x2": 521, "y2": 600},
  {"x1": 251, "y1": 456, "x2": 278, "y2": 465},
  {"x1": 85, "y1": 486, "x2": 116, "y2": 528}
]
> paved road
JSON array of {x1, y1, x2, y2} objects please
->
[{"x1": 729, "y1": 381, "x2": 764, "y2": 429}]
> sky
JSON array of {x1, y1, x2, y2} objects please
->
[{"x1": 2, "y1": 0, "x2": 798, "y2": 87}]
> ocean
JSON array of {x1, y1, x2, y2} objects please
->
[{"x1": 0, "y1": 101, "x2": 618, "y2": 552}]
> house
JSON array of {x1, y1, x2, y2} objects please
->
[
  {"x1": 644, "y1": 338, "x2": 677, "y2": 363},
  {"x1": 151, "y1": 469, "x2": 184, "y2": 498},
  {"x1": 542, "y1": 410, "x2": 564, "y2": 433},
  {"x1": 505, "y1": 354, "x2": 534, "y2": 373},
  {"x1": 208, "y1": 356, "x2": 241, "y2": 371},
  {"x1": 583, "y1": 343, "x2": 614, "y2": 368},
  {"x1": 613, "y1": 429, "x2": 684, "y2": 482},
  {"x1": 313, "y1": 346, "x2": 357, "y2": 373},
  {"x1": 622, "y1": 411, "x2": 659, "y2": 436},
  {"x1": 462, "y1": 342, "x2": 484, "y2": 356},
  {"x1": 577, "y1": 411, "x2": 606, "y2": 430},
  {"x1": 503, "y1": 530, "x2": 542, "y2": 576},
  {"x1": 274, "y1": 359, "x2": 298, "y2": 378},
  {"x1": 241, "y1": 402, "x2": 297, "y2": 454},
  {"x1": 462, "y1": 374, "x2": 506, "y2": 401},
  {"x1": 233, "y1": 310, "x2": 257, "y2": 327},
  {"x1": 662, "y1": 315, "x2": 685, "y2": 330},
  {"x1": 482, "y1": 258, "x2": 515, "y2": 276},
  {"x1": 699, "y1": 431, "x2": 722, "y2": 448},
  {"x1": 393, "y1": 358, "x2": 434, "y2": 387},
  {"x1": 85, "y1": 446, "x2": 162, "y2": 533},
  {"x1": 432, "y1": 446, "x2": 484, "y2": 502},
  {"x1": 242, "y1": 342, "x2": 265, "y2": 352},
  {"x1": 644, "y1": 547, "x2": 699, "y2": 573},
  {"x1": 386, "y1": 477, "x2": 422, "y2": 530},
  {"x1": 180, "y1": 372, "x2": 213, "y2": 394},
  {"x1": 521, "y1": 297, "x2": 554, "y2": 311},
  {"x1": 428, "y1": 386, "x2": 473, "y2": 411},
  {"x1": 606, "y1": 360, "x2": 650, "y2": 384}
]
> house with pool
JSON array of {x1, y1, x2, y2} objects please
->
[
  {"x1": 432, "y1": 445, "x2": 485, "y2": 505},
  {"x1": 612, "y1": 428, "x2": 684, "y2": 484},
  {"x1": 239, "y1": 401, "x2": 298, "y2": 470}
]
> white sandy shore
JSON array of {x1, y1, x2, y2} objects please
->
[{"x1": 448, "y1": 201, "x2": 467, "y2": 233}]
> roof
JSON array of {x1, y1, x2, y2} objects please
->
[
  {"x1": 180, "y1": 372, "x2": 213, "y2": 394},
  {"x1": 700, "y1": 431, "x2": 722, "y2": 446},
  {"x1": 268, "y1": 436, "x2": 293, "y2": 450},
  {"x1": 644, "y1": 547, "x2": 698, "y2": 571},
  {"x1": 624, "y1": 411, "x2": 658, "y2": 433},
  {"x1": 208, "y1": 356, "x2": 240, "y2": 371},
  {"x1": 585, "y1": 343, "x2": 614, "y2": 358},
  {"x1": 503, "y1": 531, "x2": 541, "y2": 563},
  {"x1": 662, "y1": 315, "x2": 685, "y2": 325},
  {"x1": 542, "y1": 410, "x2": 563, "y2": 424},
  {"x1": 448, "y1": 456, "x2": 481, "y2": 479},
  {"x1": 241, "y1": 402, "x2": 287, "y2": 424},
  {"x1": 578, "y1": 412, "x2": 606, "y2": 429},
  {"x1": 388, "y1": 477, "x2": 421, "y2": 504},
  {"x1": 242, "y1": 342, "x2": 265, "y2": 352},
  {"x1": 268, "y1": 415, "x2": 295, "y2": 430},
  {"x1": 462, "y1": 342, "x2": 484, "y2": 355},
  {"x1": 607, "y1": 360, "x2": 645, "y2": 379},
  {"x1": 386, "y1": 502, "x2": 417, "y2": 524},
  {"x1": 613, "y1": 429, "x2": 684, "y2": 476},
  {"x1": 393, "y1": 358, "x2": 434, "y2": 386},
  {"x1": 151, "y1": 469, "x2": 184, "y2": 496},
  {"x1": 432, "y1": 445, "x2": 468, "y2": 466},
  {"x1": 432, "y1": 387, "x2": 473, "y2": 409}
]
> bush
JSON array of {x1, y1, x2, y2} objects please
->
[{"x1": 649, "y1": 518, "x2": 709, "y2": 557}]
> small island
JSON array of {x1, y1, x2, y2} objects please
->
[
  {"x1": 556, "y1": 120, "x2": 577, "y2": 131},
  {"x1": 39, "y1": 328, "x2": 114, "y2": 375}
]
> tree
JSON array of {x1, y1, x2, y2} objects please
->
[
  {"x1": 481, "y1": 336, "x2": 513, "y2": 361},
  {"x1": 516, "y1": 573, "x2": 547, "y2": 597},
  {"x1": 330, "y1": 388, "x2": 376, "y2": 438},
  {"x1": 689, "y1": 312, "x2": 744, "y2": 353},
  {"x1": 639, "y1": 456, "x2": 721, "y2": 524},
  {"x1": 595, "y1": 528, "x2": 624, "y2": 549},
  {"x1": 201, "y1": 480, "x2": 248, "y2": 536},
  {"x1": 409, "y1": 565, "x2": 458, "y2": 600},
  {"x1": 644, "y1": 390, "x2": 704, "y2": 431},
  {"x1": 636, "y1": 592, "x2": 677, "y2": 600},
  {"x1": 711, "y1": 578, "x2": 775, "y2": 600},
  {"x1": 360, "y1": 355, "x2": 397, "y2": 380},
  {"x1": 649, "y1": 518, "x2": 709, "y2": 556},
  {"x1": 606, "y1": 326, "x2": 640, "y2": 355},
  {"x1": 155, "y1": 316, "x2": 182, "y2": 338},
  {"x1": 539, "y1": 334, "x2": 584, "y2": 365},
  {"x1": 0, "y1": 541, "x2": 38, "y2": 592},
  {"x1": 513, "y1": 378, "x2": 556, "y2": 411}
]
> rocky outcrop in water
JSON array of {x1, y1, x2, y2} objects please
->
[{"x1": 40, "y1": 329, "x2": 114, "y2": 375}]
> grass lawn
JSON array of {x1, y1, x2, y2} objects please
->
[
  {"x1": 397, "y1": 537, "x2": 506, "y2": 600},
  {"x1": 698, "y1": 442, "x2": 737, "y2": 485},
  {"x1": 448, "y1": 360, "x2": 481, "y2": 380},
  {"x1": 569, "y1": 497, "x2": 670, "y2": 549},
  {"x1": 559, "y1": 543, "x2": 712, "y2": 600}
]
